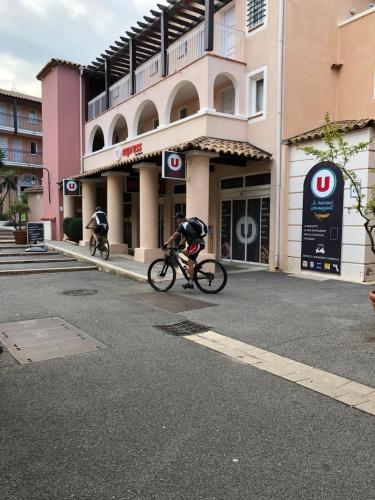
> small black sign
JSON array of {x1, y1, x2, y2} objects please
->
[
  {"x1": 27, "y1": 222, "x2": 45, "y2": 245},
  {"x1": 162, "y1": 151, "x2": 186, "y2": 180},
  {"x1": 301, "y1": 161, "x2": 344, "y2": 274},
  {"x1": 63, "y1": 179, "x2": 80, "y2": 196}
]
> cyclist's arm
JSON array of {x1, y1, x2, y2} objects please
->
[
  {"x1": 164, "y1": 231, "x2": 180, "y2": 247},
  {"x1": 85, "y1": 216, "x2": 95, "y2": 229}
]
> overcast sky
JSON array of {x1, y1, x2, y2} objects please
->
[{"x1": 0, "y1": 0, "x2": 167, "y2": 97}]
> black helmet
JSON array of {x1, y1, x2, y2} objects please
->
[
  {"x1": 95, "y1": 206, "x2": 102, "y2": 212},
  {"x1": 175, "y1": 211, "x2": 185, "y2": 220}
]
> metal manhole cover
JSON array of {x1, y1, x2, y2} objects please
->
[
  {"x1": 0, "y1": 317, "x2": 108, "y2": 364},
  {"x1": 63, "y1": 289, "x2": 98, "y2": 296},
  {"x1": 154, "y1": 320, "x2": 210, "y2": 336}
]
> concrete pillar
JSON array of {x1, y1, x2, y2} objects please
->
[
  {"x1": 80, "y1": 180, "x2": 96, "y2": 245},
  {"x1": 134, "y1": 163, "x2": 162, "y2": 263},
  {"x1": 105, "y1": 173, "x2": 128, "y2": 254},
  {"x1": 163, "y1": 181, "x2": 173, "y2": 242},
  {"x1": 186, "y1": 151, "x2": 216, "y2": 259},
  {"x1": 63, "y1": 195, "x2": 75, "y2": 219}
]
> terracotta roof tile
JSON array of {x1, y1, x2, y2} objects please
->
[
  {"x1": 72, "y1": 137, "x2": 272, "y2": 179},
  {"x1": 0, "y1": 87, "x2": 41, "y2": 103},
  {"x1": 284, "y1": 119, "x2": 375, "y2": 145},
  {"x1": 36, "y1": 58, "x2": 82, "y2": 81}
]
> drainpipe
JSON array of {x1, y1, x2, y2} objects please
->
[
  {"x1": 79, "y1": 67, "x2": 84, "y2": 173},
  {"x1": 274, "y1": 0, "x2": 285, "y2": 269}
]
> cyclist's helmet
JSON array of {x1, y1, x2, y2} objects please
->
[
  {"x1": 175, "y1": 211, "x2": 185, "y2": 220},
  {"x1": 95, "y1": 206, "x2": 102, "y2": 212}
]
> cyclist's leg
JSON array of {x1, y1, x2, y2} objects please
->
[{"x1": 183, "y1": 244, "x2": 204, "y2": 288}]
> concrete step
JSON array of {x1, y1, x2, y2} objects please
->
[
  {"x1": 0, "y1": 244, "x2": 28, "y2": 249},
  {"x1": 0, "y1": 258, "x2": 75, "y2": 265},
  {"x1": 0, "y1": 265, "x2": 98, "y2": 276},
  {"x1": 0, "y1": 251, "x2": 59, "y2": 257},
  {"x1": 0, "y1": 260, "x2": 94, "y2": 270}
]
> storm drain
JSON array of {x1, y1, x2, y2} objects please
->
[
  {"x1": 63, "y1": 289, "x2": 98, "y2": 296},
  {"x1": 0, "y1": 317, "x2": 108, "y2": 364},
  {"x1": 154, "y1": 320, "x2": 210, "y2": 336}
]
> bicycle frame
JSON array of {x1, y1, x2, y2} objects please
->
[{"x1": 165, "y1": 248, "x2": 190, "y2": 281}]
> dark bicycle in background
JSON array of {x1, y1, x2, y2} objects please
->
[
  {"x1": 148, "y1": 246, "x2": 227, "y2": 294},
  {"x1": 87, "y1": 226, "x2": 110, "y2": 260}
]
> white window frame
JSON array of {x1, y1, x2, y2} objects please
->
[
  {"x1": 247, "y1": 66, "x2": 267, "y2": 121},
  {"x1": 245, "y1": 0, "x2": 268, "y2": 37}
]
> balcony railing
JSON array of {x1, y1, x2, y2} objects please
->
[
  {"x1": 2, "y1": 148, "x2": 43, "y2": 167},
  {"x1": 87, "y1": 22, "x2": 245, "y2": 121},
  {"x1": 0, "y1": 112, "x2": 43, "y2": 133}
]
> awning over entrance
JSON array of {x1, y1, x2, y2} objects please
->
[{"x1": 73, "y1": 136, "x2": 272, "y2": 179}]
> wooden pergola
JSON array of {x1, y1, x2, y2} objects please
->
[{"x1": 84, "y1": 0, "x2": 232, "y2": 110}]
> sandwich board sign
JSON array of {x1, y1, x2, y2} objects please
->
[{"x1": 27, "y1": 222, "x2": 45, "y2": 245}]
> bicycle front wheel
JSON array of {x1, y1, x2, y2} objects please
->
[
  {"x1": 148, "y1": 258, "x2": 176, "y2": 292},
  {"x1": 100, "y1": 238, "x2": 110, "y2": 260},
  {"x1": 194, "y1": 259, "x2": 227, "y2": 294},
  {"x1": 89, "y1": 235, "x2": 96, "y2": 256}
]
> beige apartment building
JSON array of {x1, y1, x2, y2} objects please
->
[
  {"x1": 0, "y1": 89, "x2": 43, "y2": 216},
  {"x1": 39, "y1": 0, "x2": 375, "y2": 281}
]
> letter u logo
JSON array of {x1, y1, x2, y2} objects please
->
[
  {"x1": 171, "y1": 158, "x2": 180, "y2": 168},
  {"x1": 316, "y1": 176, "x2": 330, "y2": 192}
]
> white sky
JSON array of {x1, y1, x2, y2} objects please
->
[{"x1": 0, "y1": 0, "x2": 167, "y2": 97}]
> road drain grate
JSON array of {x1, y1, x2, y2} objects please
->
[
  {"x1": 63, "y1": 289, "x2": 98, "y2": 296},
  {"x1": 154, "y1": 320, "x2": 210, "y2": 336}
]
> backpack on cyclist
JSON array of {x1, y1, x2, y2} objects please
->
[{"x1": 188, "y1": 217, "x2": 208, "y2": 238}]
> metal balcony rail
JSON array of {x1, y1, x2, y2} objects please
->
[
  {"x1": 0, "y1": 112, "x2": 43, "y2": 133},
  {"x1": 87, "y1": 22, "x2": 244, "y2": 120},
  {"x1": 2, "y1": 148, "x2": 43, "y2": 166}
]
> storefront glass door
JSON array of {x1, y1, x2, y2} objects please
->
[{"x1": 220, "y1": 197, "x2": 270, "y2": 264}]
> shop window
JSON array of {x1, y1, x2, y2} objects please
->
[
  {"x1": 221, "y1": 177, "x2": 244, "y2": 190},
  {"x1": 247, "y1": 0, "x2": 267, "y2": 32},
  {"x1": 245, "y1": 173, "x2": 271, "y2": 187}
]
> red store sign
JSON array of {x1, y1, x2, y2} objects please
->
[{"x1": 115, "y1": 143, "x2": 143, "y2": 161}]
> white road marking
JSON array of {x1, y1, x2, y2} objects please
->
[{"x1": 185, "y1": 331, "x2": 375, "y2": 417}]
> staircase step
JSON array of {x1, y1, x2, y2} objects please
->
[
  {"x1": 0, "y1": 251, "x2": 59, "y2": 257},
  {"x1": 0, "y1": 258, "x2": 75, "y2": 265},
  {"x1": 0, "y1": 265, "x2": 98, "y2": 276}
]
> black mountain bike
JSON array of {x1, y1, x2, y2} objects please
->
[
  {"x1": 148, "y1": 246, "x2": 227, "y2": 294},
  {"x1": 87, "y1": 227, "x2": 110, "y2": 260}
]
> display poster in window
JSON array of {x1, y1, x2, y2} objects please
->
[
  {"x1": 301, "y1": 161, "x2": 344, "y2": 274},
  {"x1": 260, "y1": 198, "x2": 270, "y2": 264},
  {"x1": 220, "y1": 201, "x2": 232, "y2": 259},
  {"x1": 63, "y1": 179, "x2": 81, "y2": 196},
  {"x1": 27, "y1": 222, "x2": 44, "y2": 245},
  {"x1": 162, "y1": 151, "x2": 186, "y2": 180}
]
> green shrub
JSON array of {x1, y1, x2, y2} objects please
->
[
  {"x1": 63, "y1": 217, "x2": 73, "y2": 236},
  {"x1": 0, "y1": 213, "x2": 9, "y2": 221},
  {"x1": 64, "y1": 217, "x2": 82, "y2": 243}
]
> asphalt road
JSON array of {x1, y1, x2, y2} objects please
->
[{"x1": 1, "y1": 270, "x2": 374, "y2": 499}]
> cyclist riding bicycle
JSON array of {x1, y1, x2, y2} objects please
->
[
  {"x1": 163, "y1": 212, "x2": 206, "y2": 289},
  {"x1": 85, "y1": 206, "x2": 109, "y2": 245}
]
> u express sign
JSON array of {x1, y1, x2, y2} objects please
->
[
  {"x1": 301, "y1": 161, "x2": 344, "y2": 275},
  {"x1": 162, "y1": 151, "x2": 186, "y2": 180},
  {"x1": 63, "y1": 179, "x2": 81, "y2": 196}
]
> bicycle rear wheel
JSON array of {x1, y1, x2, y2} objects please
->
[
  {"x1": 194, "y1": 259, "x2": 227, "y2": 294},
  {"x1": 89, "y1": 235, "x2": 96, "y2": 256},
  {"x1": 148, "y1": 258, "x2": 176, "y2": 292},
  {"x1": 100, "y1": 238, "x2": 110, "y2": 260}
]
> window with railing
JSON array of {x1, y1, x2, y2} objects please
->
[{"x1": 247, "y1": 0, "x2": 266, "y2": 31}]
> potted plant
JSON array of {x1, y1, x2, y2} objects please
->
[
  {"x1": 7, "y1": 194, "x2": 30, "y2": 244},
  {"x1": 298, "y1": 114, "x2": 375, "y2": 309}
]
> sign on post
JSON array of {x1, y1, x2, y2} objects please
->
[
  {"x1": 301, "y1": 161, "x2": 344, "y2": 275},
  {"x1": 27, "y1": 222, "x2": 45, "y2": 245},
  {"x1": 63, "y1": 179, "x2": 81, "y2": 196},
  {"x1": 162, "y1": 151, "x2": 186, "y2": 180}
]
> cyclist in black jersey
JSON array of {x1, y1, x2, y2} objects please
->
[{"x1": 85, "y1": 206, "x2": 109, "y2": 245}]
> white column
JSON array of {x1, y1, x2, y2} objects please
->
[
  {"x1": 63, "y1": 195, "x2": 75, "y2": 219},
  {"x1": 134, "y1": 163, "x2": 162, "y2": 263},
  {"x1": 186, "y1": 151, "x2": 216, "y2": 259},
  {"x1": 80, "y1": 180, "x2": 96, "y2": 246},
  {"x1": 105, "y1": 173, "x2": 128, "y2": 254}
]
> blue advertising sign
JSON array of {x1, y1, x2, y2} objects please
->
[
  {"x1": 301, "y1": 161, "x2": 344, "y2": 274},
  {"x1": 162, "y1": 151, "x2": 186, "y2": 180},
  {"x1": 63, "y1": 179, "x2": 81, "y2": 196}
]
